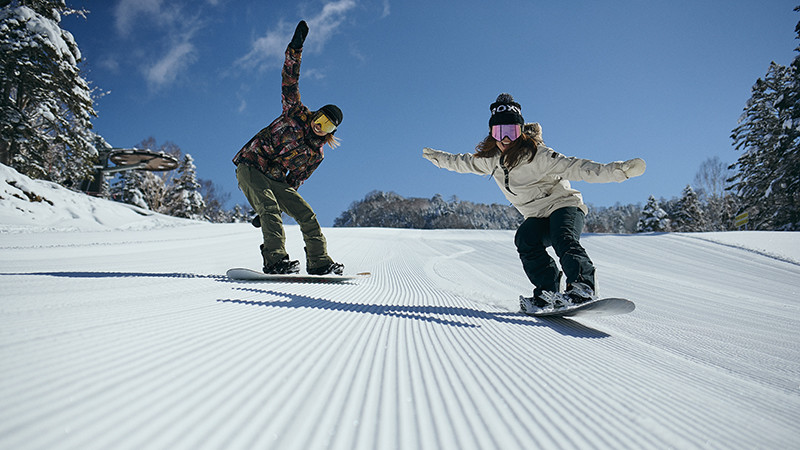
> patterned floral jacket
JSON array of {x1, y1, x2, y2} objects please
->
[{"x1": 233, "y1": 46, "x2": 325, "y2": 189}]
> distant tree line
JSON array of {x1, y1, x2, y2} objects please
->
[
  {"x1": 334, "y1": 191, "x2": 523, "y2": 229},
  {"x1": 333, "y1": 169, "x2": 744, "y2": 233}
]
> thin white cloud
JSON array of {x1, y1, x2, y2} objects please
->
[
  {"x1": 349, "y1": 43, "x2": 366, "y2": 63},
  {"x1": 113, "y1": 0, "x2": 208, "y2": 90},
  {"x1": 303, "y1": 68, "x2": 326, "y2": 80},
  {"x1": 304, "y1": 0, "x2": 357, "y2": 52},
  {"x1": 236, "y1": 0, "x2": 356, "y2": 71},
  {"x1": 114, "y1": 0, "x2": 167, "y2": 36},
  {"x1": 145, "y1": 40, "x2": 197, "y2": 88},
  {"x1": 235, "y1": 20, "x2": 293, "y2": 71},
  {"x1": 381, "y1": 0, "x2": 390, "y2": 18},
  {"x1": 99, "y1": 56, "x2": 121, "y2": 73}
]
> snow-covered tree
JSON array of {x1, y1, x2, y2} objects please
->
[
  {"x1": 721, "y1": 194, "x2": 742, "y2": 231},
  {"x1": 585, "y1": 203, "x2": 641, "y2": 233},
  {"x1": 671, "y1": 185, "x2": 707, "y2": 232},
  {"x1": 0, "y1": 0, "x2": 98, "y2": 184},
  {"x1": 111, "y1": 169, "x2": 148, "y2": 210},
  {"x1": 729, "y1": 8, "x2": 800, "y2": 230},
  {"x1": 692, "y1": 156, "x2": 734, "y2": 231},
  {"x1": 164, "y1": 154, "x2": 205, "y2": 220},
  {"x1": 693, "y1": 156, "x2": 730, "y2": 200},
  {"x1": 140, "y1": 171, "x2": 167, "y2": 212},
  {"x1": 198, "y1": 178, "x2": 232, "y2": 223},
  {"x1": 334, "y1": 190, "x2": 523, "y2": 229},
  {"x1": 230, "y1": 204, "x2": 250, "y2": 223},
  {"x1": 129, "y1": 137, "x2": 177, "y2": 211},
  {"x1": 637, "y1": 195, "x2": 669, "y2": 233}
]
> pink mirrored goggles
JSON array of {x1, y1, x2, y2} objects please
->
[{"x1": 491, "y1": 124, "x2": 521, "y2": 141}]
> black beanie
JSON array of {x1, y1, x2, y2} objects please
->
[
  {"x1": 489, "y1": 93, "x2": 524, "y2": 127},
  {"x1": 319, "y1": 104, "x2": 343, "y2": 127}
]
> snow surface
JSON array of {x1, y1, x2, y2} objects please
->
[{"x1": 1, "y1": 164, "x2": 799, "y2": 449}]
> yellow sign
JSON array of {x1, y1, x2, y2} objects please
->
[{"x1": 734, "y1": 212, "x2": 749, "y2": 227}]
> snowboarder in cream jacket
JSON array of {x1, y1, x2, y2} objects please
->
[{"x1": 422, "y1": 93, "x2": 646, "y2": 310}]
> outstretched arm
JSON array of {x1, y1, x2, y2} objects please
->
[
  {"x1": 542, "y1": 148, "x2": 646, "y2": 183},
  {"x1": 422, "y1": 147, "x2": 495, "y2": 175},
  {"x1": 281, "y1": 21, "x2": 309, "y2": 113}
]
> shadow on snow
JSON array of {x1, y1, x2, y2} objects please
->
[
  {"x1": 0, "y1": 271, "x2": 610, "y2": 338},
  {"x1": 220, "y1": 287, "x2": 610, "y2": 338}
]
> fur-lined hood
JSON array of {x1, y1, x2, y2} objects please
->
[{"x1": 522, "y1": 122, "x2": 545, "y2": 148}]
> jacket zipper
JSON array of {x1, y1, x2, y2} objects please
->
[{"x1": 499, "y1": 154, "x2": 516, "y2": 196}]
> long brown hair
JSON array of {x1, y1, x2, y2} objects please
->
[
  {"x1": 324, "y1": 133, "x2": 340, "y2": 149},
  {"x1": 475, "y1": 132, "x2": 537, "y2": 169}
]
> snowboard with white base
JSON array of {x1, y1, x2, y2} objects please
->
[
  {"x1": 226, "y1": 267, "x2": 370, "y2": 283},
  {"x1": 520, "y1": 295, "x2": 635, "y2": 318}
]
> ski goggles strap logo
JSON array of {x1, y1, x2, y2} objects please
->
[
  {"x1": 491, "y1": 124, "x2": 521, "y2": 141},
  {"x1": 313, "y1": 113, "x2": 337, "y2": 134}
]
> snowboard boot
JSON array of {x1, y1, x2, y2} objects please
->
[
  {"x1": 565, "y1": 282, "x2": 596, "y2": 305},
  {"x1": 263, "y1": 256, "x2": 300, "y2": 274},
  {"x1": 520, "y1": 290, "x2": 565, "y2": 313},
  {"x1": 307, "y1": 261, "x2": 344, "y2": 276}
]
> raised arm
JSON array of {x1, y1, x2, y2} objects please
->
[{"x1": 281, "y1": 21, "x2": 309, "y2": 113}]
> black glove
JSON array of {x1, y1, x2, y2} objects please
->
[
  {"x1": 289, "y1": 20, "x2": 309, "y2": 49},
  {"x1": 251, "y1": 215, "x2": 261, "y2": 228}
]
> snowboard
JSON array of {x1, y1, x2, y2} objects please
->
[
  {"x1": 226, "y1": 267, "x2": 370, "y2": 283},
  {"x1": 522, "y1": 297, "x2": 635, "y2": 318}
]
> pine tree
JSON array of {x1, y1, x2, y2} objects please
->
[
  {"x1": 637, "y1": 196, "x2": 669, "y2": 232},
  {"x1": 0, "y1": 0, "x2": 98, "y2": 183},
  {"x1": 164, "y1": 154, "x2": 205, "y2": 220},
  {"x1": 671, "y1": 185, "x2": 707, "y2": 232},
  {"x1": 111, "y1": 169, "x2": 148, "y2": 210},
  {"x1": 231, "y1": 204, "x2": 250, "y2": 223},
  {"x1": 729, "y1": 8, "x2": 800, "y2": 230},
  {"x1": 585, "y1": 203, "x2": 641, "y2": 233},
  {"x1": 721, "y1": 194, "x2": 742, "y2": 231},
  {"x1": 140, "y1": 171, "x2": 167, "y2": 212}
]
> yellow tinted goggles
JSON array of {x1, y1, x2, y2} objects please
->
[{"x1": 313, "y1": 114, "x2": 337, "y2": 134}]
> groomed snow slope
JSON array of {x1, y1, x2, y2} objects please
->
[
  {"x1": 1, "y1": 225, "x2": 799, "y2": 449},
  {"x1": 1, "y1": 167, "x2": 799, "y2": 449}
]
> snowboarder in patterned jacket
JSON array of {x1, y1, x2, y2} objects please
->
[
  {"x1": 422, "y1": 93, "x2": 646, "y2": 310},
  {"x1": 233, "y1": 20, "x2": 344, "y2": 275}
]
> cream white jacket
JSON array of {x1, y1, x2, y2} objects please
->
[{"x1": 422, "y1": 124, "x2": 645, "y2": 219}]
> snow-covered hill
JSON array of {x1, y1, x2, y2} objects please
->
[
  {"x1": 1, "y1": 164, "x2": 799, "y2": 449},
  {"x1": 0, "y1": 163, "x2": 194, "y2": 232}
]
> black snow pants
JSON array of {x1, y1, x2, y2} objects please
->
[{"x1": 514, "y1": 206, "x2": 596, "y2": 296}]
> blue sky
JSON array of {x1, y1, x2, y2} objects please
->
[{"x1": 62, "y1": 0, "x2": 799, "y2": 226}]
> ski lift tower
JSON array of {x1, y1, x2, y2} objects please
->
[{"x1": 81, "y1": 142, "x2": 180, "y2": 196}]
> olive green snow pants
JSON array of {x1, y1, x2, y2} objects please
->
[{"x1": 236, "y1": 164, "x2": 333, "y2": 269}]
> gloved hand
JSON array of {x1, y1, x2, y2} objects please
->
[
  {"x1": 621, "y1": 158, "x2": 646, "y2": 179},
  {"x1": 422, "y1": 147, "x2": 439, "y2": 164},
  {"x1": 289, "y1": 20, "x2": 309, "y2": 49}
]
